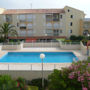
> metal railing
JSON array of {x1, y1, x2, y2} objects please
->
[
  {"x1": 62, "y1": 41, "x2": 80, "y2": 45},
  {"x1": 24, "y1": 40, "x2": 59, "y2": 48},
  {"x1": 0, "y1": 63, "x2": 71, "y2": 71}
]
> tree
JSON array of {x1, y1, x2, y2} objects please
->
[{"x1": 0, "y1": 23, "x2": 18, "y2": 42}]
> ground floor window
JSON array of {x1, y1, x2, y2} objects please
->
[{"x1": 83, "y1": 30, "x2": 89, "y2": 35}]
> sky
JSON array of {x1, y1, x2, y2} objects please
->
[{"x1": 0, "y1": 0, "x2": 90, "y2": 18}]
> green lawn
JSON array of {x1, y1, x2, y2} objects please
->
[{"x1": 56, "y1": 38, "x2": 65, "y2": 41}]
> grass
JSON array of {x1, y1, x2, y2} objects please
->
[
  {"x1": 56, "y1": 38, "x2": 65, "y2": 41},
  {"x1": 28, "y1": 86, "x2": 38, "y2": 90}
]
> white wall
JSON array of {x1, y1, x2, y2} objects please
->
[
  {"x1": 2, "y1": 45, "x2": 21, "y2": 50},
  {"x1": 0, "y1": 71, "x2": 52, "y2": 80}
]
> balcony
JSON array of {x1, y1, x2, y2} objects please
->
[
  {"x1": 46, "y1": 23, "x2": 52, "y2": 29},
  {"x1": 6, "y1": 15, "x2": 12, "y2": 23}
]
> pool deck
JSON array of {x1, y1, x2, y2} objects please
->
[{"x1": 0, "y1": 48, "x2": 87, "y2": 71}]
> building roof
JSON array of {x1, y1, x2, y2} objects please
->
[{"x1": 2, "y1": 9, "x2": 65, "y2": 14}]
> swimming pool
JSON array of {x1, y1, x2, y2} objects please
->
[{"x1": 0, "y1": 52, "x2": 78, "y2": 63}]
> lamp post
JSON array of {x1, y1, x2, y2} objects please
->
[{"x1": 40, "y1": 53, "x2": 45, "y2": 90}]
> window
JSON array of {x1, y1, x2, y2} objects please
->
[
  {"x1": 53, "y1": 13, "x2": 59, "y2": 21},
  {"x1": 53, "y1": 23, "x2": 59, "y2": 29},
  {"x1": 17, "y1": 23, "x2": 19, "y2": 27},
  {"x1": 46, "y1": 23, "x2": 52, "y2": 29},
  {"x1": 19, "y1": 15, "x2": 26, "y2": 22},
  {"x1": 46, "y1": 14, "x2": 53, "y2": 22},
  {"x1": 60, "y1": 15, "x2": 62, "y2": 19},
  {"x1": 27, "y1": 23, "x2": 33, "y2": 29},
  {"x1": 69, "y1": 30, "x2": 72, "y2": 33},
  {"x1": 70, "y1": 15, "x2": 73, "y2": 18},
  {"x1": 26, "y1": 14, "x2": 33, "y2": 22},
  {"x1": 27, "y1": 30, "x2": 33, "y2": 36},
  {"x1": 68, "y1": 9, "x2": 70, "y2": 12},
  {"x1": 6, "y1": 15, "x2": 12, "y2": 23},
  {"x1": 46, "y1": 29, "x2": 53, "y2": 36},
  {"x1": 70, "y1": 22, "x2": 73, "y2": 26},
  {"x1": 60, "y1": 30, "x2": 62, "y2": 33},
  {"x1": 53, "y1": 30, "x2": 59, "y2": 36},
  {"x1": 19, "y1": 24, "x2": 26, "y2": 30},
  {"x1": 83, "y1": 30, "x2": 89, "y2": 35}
]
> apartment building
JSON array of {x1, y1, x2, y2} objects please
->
[
  {"x1": 80, "y1": 18, "x2": 90, "y2": 36},
  {"x1": 0, "y1": 6, "x2": 85, "y2": 39}
]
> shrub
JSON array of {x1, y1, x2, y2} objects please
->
[
  {"x1": 82, "y1": 39, "x2": 88, "y2": 46},
  {"x1": 70, "y1": 35, "x2": 77, "y2": 41},
  {"x1": 77, "y1": 36, "x2": 85, "y2": 41},
  {"x1": 88, "y1": 57, "x2": 90, "y2": 60},
  {"x1": 0, "y1": 75, "x2": 27, "y2": 90},
  {"x1": 48, "y1": 60, "x2": 90, "y2": 90},
  {"x1": 17, "y1": 77, "x2": 27, "y2": 89},
  {"x1": 70, "y1": 35, "x2": 84, "y2": 41},
  {"x1": 28, "y1": 78, "x2": 48, "y2": 90}
]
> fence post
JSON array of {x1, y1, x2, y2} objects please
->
[
  {"x1": 51, "y1": 40, "x2": 52, "y2": 48},
  {"x1": 8, "y1": 64, "x2": 9, "y2": 70},
  {"x1": 31, "y1": 64, "x2": 32, "y2": 70},
  {"x1": 32, "y1": 40, "x2": 33, "y2": 47},
  {"x1": 54, "y1": 64, "x2": 56, "y2": 69}
]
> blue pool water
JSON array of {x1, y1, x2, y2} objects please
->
[{"x1": 0, "y1": 52, "x2": 78, "y2": 63}]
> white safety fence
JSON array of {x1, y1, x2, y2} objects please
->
[
  {"x1": 0, "y1": 63, "x2": 71, "y2": 71},
  {"x1": 23, "y1": 42, "x2": 60, "y2": 48}
]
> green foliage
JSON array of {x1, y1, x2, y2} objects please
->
[
  {"x1": 17, "y1": 77, "x2": 27, "y2": 89},
  {"x1": 28, "y1": 78, "x2": 48, "y2": 90},
  {"x1": 28, "y1": 86, "x2": 38, "y2": 90},
  {"x1": 0, "y1": 23, "x2": 18, "y2": 42},
  {"x1": 82, "y1": 39, "x2": 88, "y2": 45},
  {"x1": 70, "y1": 35, "x2": 77, "y2": 41},
  {"x1": 88, "y1": 57, "x2": 90, "y2": 60},
  {"x1": 0, "y1": 75, "x2": 27, "y2": 90},
  {"x1": 48, "y1": 60, "x2": 90, "y2": 90},
  {"x1": 70, "y1": 35, "x2": 84, "y2": 41}
]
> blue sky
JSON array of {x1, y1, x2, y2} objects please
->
[{"x1": 0, "y1": 0, "x2": 90, "y2": 18}]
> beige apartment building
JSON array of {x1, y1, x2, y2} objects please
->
[
  {"x1": 0, "y1": 6, "x2": 85, "y2": 39},
  {"x1": 80, "y1": 18, "x2": 90, "y2": 36}
]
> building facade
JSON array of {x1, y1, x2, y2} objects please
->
[
  {"x1": 0, "y1": 6, "x2": 85, "y2": 39},
  {"x1": 80, "y1": 18, "x2": 90, "y2": 36}
]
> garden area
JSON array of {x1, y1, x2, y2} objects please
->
[
  {"x1": 57, "y1": 35, "x2": 90, "y2": 46},
  {"x1": 0, "y1": 59, "x2": 90, "y2": 90}
]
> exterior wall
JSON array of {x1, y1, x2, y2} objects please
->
[
  {"x1": 80, "y1": 19, "x2": 90, "y2": 35},
  {"x1": 64, "y1": 6, "x2": 85, "y2": 37},
  {"x1": 79, "y1": 20, "x2": 83, "y2": 35},
  {"x1": 0, "y1": 71, "x2": 52, "y2": 80},
  {"x1": 80, "y1": 42, "x2": 87, "y2": 55},
  {"x1": 0, "y1": 6, "x2": 85, "y2": 38},
  {"x1": 2, "y1": 45, "x2": 21, "y2": 50},
  {"x1": 33, "y1": 14, "x2": 46, "y2": 36},
  {"x1": 0, "y1": 15, "x2": 6, "y2": 24}
]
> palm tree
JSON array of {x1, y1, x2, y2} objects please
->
[{"x1": 0, "y1": 23, "x2": 18, "y2": 42}]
